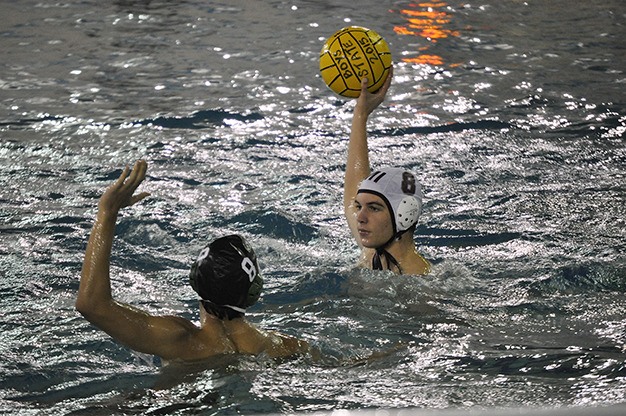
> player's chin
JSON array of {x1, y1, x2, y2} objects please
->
[{"x1": 359, "y1": 236, "x2": 379, "y2": 249}]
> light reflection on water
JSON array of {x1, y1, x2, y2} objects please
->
[{"x1": 1, "y1": 0, "x2": 625, "y2": 414}]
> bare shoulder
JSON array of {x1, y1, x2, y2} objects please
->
[
  {"x1": 224, "y1": 319, "x2": 310, "y2": 359},
  {"x1": 405, "y1": 252, "x2": 431, "y2": 275},
  {"x1": 142, "y1": 314, "x2": 201, "y2": 347},
  {"x1": 149, "y1": 314, "x2": 237, "y2": 361},
  {"x1": 270, "y1": 331, "x2": 311, "y2": 358},
  {"x1": 158, "y1": 314, "x2": 200, "y2": 331}
]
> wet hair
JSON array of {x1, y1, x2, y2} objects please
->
[{"x1": 189, "y1": 235, "x2": 263, "y2": 320}]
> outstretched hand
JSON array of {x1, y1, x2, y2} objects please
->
[
  {"x1": 354, "y1": 66, "x2": 393, "y2": 117},
  {"x1": 98, "y1": 159, "x2": 150, "y2": 215}
]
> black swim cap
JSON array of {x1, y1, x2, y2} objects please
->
[{"x1": 189, "y1": 235, "x2": 263, "y2": 319}]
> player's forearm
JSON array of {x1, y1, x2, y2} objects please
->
[
  {"x1": 348, "y1": 110, "x2": 370, "y2": 165},
  {"x1": 344, "y1": 111, "x2": 371, "y2": 208},
  {"x1": 76, "y1": 211, "x2": 118, "y2": 315}
]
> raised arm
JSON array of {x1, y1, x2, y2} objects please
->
[
  {"x1": 77, "y1": 160, "x2": 197, "y2": 359},
  {"x1": 343, "y1": 68, "x2": 393, "y2": 241}
]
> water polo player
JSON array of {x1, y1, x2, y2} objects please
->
[
  {"x1": 77, "y1": 160, "x2": 310, "y2": 362},
  {"x1": 343, "y1": 69, "x2": 431, "y2": 275}
]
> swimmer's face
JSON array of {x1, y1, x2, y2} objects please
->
[{"x1": 354, "y1": 192, "x2": 394, "y2": 248}]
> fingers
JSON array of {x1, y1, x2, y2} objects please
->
[
  {"x1": 372, "y1": 67, "x2": 393, "y2": 100},
  {"x1": 99, "y1": 160, "x2": 149, "y2": 213},
  {"x1": 129, "y1": 191, "x2": 151, "y2": 206},
  {"x1": 355, "y1": 76, "x2": 372, "y2": 108},
  {"x1": 115, "y1": 165, "x2": 131, "y2": 187},
  {"x1": 114, "y1": 160, "x2": 145, "y2": 188},
  {"x1": 120, "y1": 160, "x2": 147, "y2": 191},
  {"x1": 357, "y1": 66, "x2": 392, "y2": 105},
  {"x1": 361, "y1": 76, "x2": 369, "y2": 90},
  {"x1": 116, "y1": 159, "x2": 147, "y2": 196},
  {"x1": 119, "y1": 160, "x2": 149, "y2": 208},
  {"x1": 128, "y1": 159, "x2": 147, "y2": 183},
  {"x1": 381, "y1": 66, "x2": 393, "y2": 93}
]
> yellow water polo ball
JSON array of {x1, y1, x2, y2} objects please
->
[{"x1": 319, "y1": 26, "x2": 392, "y2": 98}]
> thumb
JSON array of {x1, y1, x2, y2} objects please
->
[{"x1": 128, "y1": 192, "x2": 151, "y2": 207}]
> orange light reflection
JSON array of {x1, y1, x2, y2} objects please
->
[{"x1": 393, "y1": 2, "x2": 460, "y2": 66}]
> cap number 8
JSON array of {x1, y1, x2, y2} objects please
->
[
  {"x1": 401, "y1": 172, "x2": 416, "y2": 195},
  {"x1": 241, "y1": 258, "x2": 257, "y2": 282}
]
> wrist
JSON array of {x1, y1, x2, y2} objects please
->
[
  {"x1": 95, "y1": 208, "x2": 119, "y2": 223},
  {"x1": 353, "y1": 107, "x2": 370, "y2": 119},
  {"x1": 352, "y1": 113, "x2": 369, "y2": 128}
]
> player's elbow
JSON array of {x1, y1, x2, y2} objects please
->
[
  {"x1": 75, "y1": 297, "x2": 94, "y2": 319},
  {"x1": 75, "y1": 296, "x2": 107, "y2": 323}
]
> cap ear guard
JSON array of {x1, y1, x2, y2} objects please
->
[
  {"x1": 189, "y1": 262, "x2": 200, "y2": 294},
  {"x1": 396, "y1": 195, "x2": 422, "y2": 232},
  {"x1": 246, "y1": 274, "x2": 263, "y2": 308}
]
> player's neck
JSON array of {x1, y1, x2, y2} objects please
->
[{"x1": 386, "y1": 234, "x2": 429, "y2": 275}]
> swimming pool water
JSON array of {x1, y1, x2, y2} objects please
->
[{"x1": 1, "y1": 0, "x2": 625, "y2": 414}]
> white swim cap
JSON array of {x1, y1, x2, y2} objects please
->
[{"x1": 357, "y1": 168, "x2": 423, "y2": 236}]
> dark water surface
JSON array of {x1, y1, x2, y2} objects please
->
[{"x1": 1, "y1": 0, "x2": 625, "y2": 414}]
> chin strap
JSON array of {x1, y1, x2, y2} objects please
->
[
  {"x1": 372, "y1": 247, "x2": 403, "y2": 274},
  {"x1": 372, "y1": 230, "x2": 411, "y2": 274},
  {"x1": 201, "y1": 300, "x2": 244, "y2": 320}
]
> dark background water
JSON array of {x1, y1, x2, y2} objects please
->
[{"x1": 0, "y1": 0, "x2": 625, "y2": 414}]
